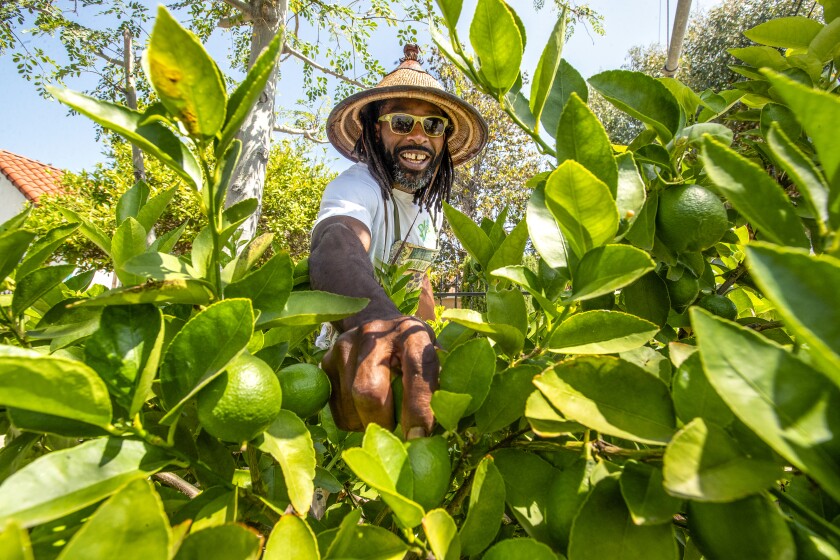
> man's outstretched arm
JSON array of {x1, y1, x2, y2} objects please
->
[{"x1": 309, "y1": 215, "x2": 438, "y2": 438}]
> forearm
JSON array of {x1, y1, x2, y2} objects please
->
[{"x1": 310, "y1": 220, "x2": 400, "y2": 331}]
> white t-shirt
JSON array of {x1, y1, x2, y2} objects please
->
[{"x1": 313, "y1": 162, "x2": 442, "y2": 274}]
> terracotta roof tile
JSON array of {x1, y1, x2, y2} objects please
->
[{"x1": 0, "y1": 149, "x2": 65, "y2": 204}]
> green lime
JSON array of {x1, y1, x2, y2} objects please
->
[
  {"x1": 406, "y1": 435, "x2": 450, "y2": 510},
  {"x1": 656, "y1": 185, "x2": 729, "y2": 254},
  {"x1": 197, "y1": 354, "x2": 282, "y2": 443},
  {"x1": 666, "y1": 273, "x2": 700, "y2": 312},
  {"x1": 696, "y1": 293, "x2": 738, "y2": 321},
  {"x1": 277, "y1": 363, "x2": 332, "y2": 418}
]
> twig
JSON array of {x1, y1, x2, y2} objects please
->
[
  {"x1": 273, "y1": 123, "x2": 328, "y2": 143},
  {"x1": 222, "y1": 0, "x2": 253, "y2": 17},
  {"x1": 282, "y1": 44, "x2": 366, "y2": 88},
  {"x1": 748, "y1": 320, "x2": 784, "y2": 332},
  {"x1": 153, "y1": 472, "x2": 200, "y2": 498},
  {"x1": 717, "y1": 263, "x2": 746, "y2": 295}
]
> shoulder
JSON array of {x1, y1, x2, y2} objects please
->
[{"x1": 326, "y1": 163, "x2": 381, "y2": 197}]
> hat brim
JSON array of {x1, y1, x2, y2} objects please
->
[{"x1": 326, "y1": 85, "x2": 488, "y2": 167}]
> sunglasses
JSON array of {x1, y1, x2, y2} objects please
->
[{"x1": 377, "y1": 113, "x2": 450, "y2": 137}]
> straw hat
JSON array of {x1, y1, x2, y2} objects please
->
[{"x1": 326, "y1": 45, "x2": 488, "y2": 167}]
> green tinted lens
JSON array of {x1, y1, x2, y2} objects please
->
[
  {"x1": 390, "y1": 114, "x2": 416, "y2": 134},
  {"x1": 423, "y1": 117, "x2": 447, "y2": 136}
]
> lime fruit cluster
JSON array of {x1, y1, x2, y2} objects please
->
[
  {"x1": 696, "y1": 293, "x2": 738, "y2": 321},
  {"x1": 197, "y1": 354, "x2": 282, "y2": 443},
  {"x1": 277, "y1": 363, "x2": 332, "y2": 418},
  {"x1": 666, "y1": 272, "x2": 700, "y2": 312},
  {"x1": 656, "y1": 184, "x2": 728, "y2": 254}
]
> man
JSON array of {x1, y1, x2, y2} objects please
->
[{"x1": 310, "y1": 44, "x2": 487, "y2": 440}]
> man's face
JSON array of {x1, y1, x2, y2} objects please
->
[{"x1": 375, "y1": 98, "x2": 447, "y2": 193}]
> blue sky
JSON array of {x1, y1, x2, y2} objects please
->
[{"x1": 0, "y1": 0, "x2": 721, "y2": 174}]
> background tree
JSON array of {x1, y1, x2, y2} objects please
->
[{"x1": 593, "y1": 0, "x2": 824, "y2": 143}]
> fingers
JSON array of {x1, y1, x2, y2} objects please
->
[
  {"x1": 322, "y1": 330, "x2": 364, "y2": 432},
  {"x1": 352, "y1": 322, "x2": 396, "y2": 430},
  {"x1": 395, "y1": 319, "x2": 438, "y2": 438}
]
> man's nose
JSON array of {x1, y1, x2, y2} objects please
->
[{"x1": 405, "y1": 121, "x2": 429, "y2": 142}]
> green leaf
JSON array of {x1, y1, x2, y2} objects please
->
[
  {"x1": 540, "y1": 59, "x2": 588, "y2": 139},
  {"x1": 0, "y1": 520, "x2": 33, "y2": 560},
  {"x1": 676, "y1": 122, "x2": 734, "y2": 147},
  {"x1": 219, "y1": 33, "x2": 282, "y2": 154},
  {"x1": 149, "y1": 221, "x2": 187, "y2": 254},
  {"x1": 257, "y1": 411, "x2": 316, "y2": 515},
  {"x1": 624, "y1": 190, "x2": 658, "y2": 251},
  {"x1": 324, "y1": 512, "x2": 408, "y2": 560},
  {"x1": 487, "y1": 219, "x2": 529, "y2": 272},
  {"x1": 621, "y1": 272, "x2": 670, "y2": 328},
  {"x1": 47, "y1": 87, "x2": 202, "y2": 189},
  {"x1": 490, "y1": 266, "x2": 557, "y2": 315},
  {"x1": 620, "y1": 461, "x2": 681, "y2": 526},
  {"x1": 747, "y1": 244, "x2": 840, "y2": 381},
  {"x1": 56, "y1": 479, "x2": 170, "y2": 560},
  {"x1": 570, "y1": 244, "x2": 655, "y2": 301},
  {"x1": 492, "y1": 449, "x2": 558, "y2": 547},
  {"x1": 0, "y1": 438, "x2": 170, "y2": 528},
  {"x1": 688, "y1": 495, "x2": 795, "y2": 560},
  {"x1": 431, "y1": 391, "x2": 472, "y2": 432},
  {"x1": 692, "y1": 308, "x2": 840, "y2": 503},
  {"x1": 173, "y1": 524, "x2": 261, "y2": 560},
  {"x1": 545, "y1": 456, "x2": 594, "y2": 553},
  {"x1": 112, "y1": 218, "x2": 148, "y2": 286},
  {"x1": 809, "y1": 17, "x2": 840, "y2": 63},
  {"x1": 159, "y1": 299, "x2": 254, "y2": 419},
  {"x1": 11, "y1": 264, "x2": 75, "y2": 317},
  {"x1": 116, "y1": 181, "x2": 150, "y2": 226},
  {"x1": 470, "y1": 0, "x2": 523, "y2": 94},
  {"x1": 671, "y1": 352, "x2": 734, "y2": 426},
  {"x1": 663, "y1": 417, "x2": 782, "y2": 502},
  {"x1": 483, "y1": 538, "x2": 556, "y2": 560},
  {"x1": 144, "y1": 6, "x2": 225, "y2": 139},
  {"x1": 530, "y1": 12, "x2": 567, "y2": 130},
  {"x1": 556, "y1": 93, "x2": 617, "y2": 194},
  {"x1": 764, "y1": 69, "x2": 840, "y2": 185},
  {"x1": 487, "y1": 285, "x2": 528, "y2": 335},
  {"x1": 0, "y1": 206, "x2": 31, "y2": 235},
  {"x1": 264, "y1": 515, "x2": 319, "y2": 560},
  {"x1": 423, "y1": 509, "x2": 459, "y2": 560},
  {"x1": 257, "y1": 291, "x2": 368, "y2": 328},
  {"x1": 222, "y1": 233, "x2": 275, "y2": 284},
  {"x1": 362, "y1": 424, "x2": 413, "y2": 498},
  {"x1": 526, "y1": 178, "x2": 569, "y2": 268},
  {"x1": 190, "y1": 226, "x2": 214, "y2": 279},
  {"x1": 475, "y1": 365, "x2": 541, "y2": 434},
  {"x1": 615, "y1": 153, "x2": 646, "y2": 237},
  {"x1": 766, "y1": 124, "x2": 830, "y2": 230},
  {"x1": 588, "y1": 70, "x2": 681, "y2": 142},
  {"x1": 342, "y1": 447, "x2": 424, "y2": 529},
  {"x1": 85, "y1": 305, "x2": 164, "y2": 417},
  {"x1": 442, "y1": 202, "x2": 493, "y2": 270},
  {"x1": 17, "y1": 223, "x2": 80, "y2": 279},
  {"x1": 435, "y1": 0, "x2": 463, "y2": 31},
  {"x1": 78, "y1": 279, "x2": 213, "y2": 307},
  {"x1": 136, "y1": 186, "x2": 177, "y2": 232},
  {"x1": 440, "y1": 309, "x2": 524, "y2": 356},
  {"x1": 569, "y1": 477, "x2": 678, "y2": 560},
  {"x1": 744, "y1": 16, "x2": 824, "y2": 49},
  {"x1": 439, "y1": 337, "x2": 495, "y2": 416},
  {"x1": 459, "y1": 457, "x2": 506, "y2": 556},
  {"x1": 0, "y1": 230, "x2": 36, "y2": 282},
  {"x1": 658, "y1": 77, "x2": 703, "y2": 118},
  {"x1": 525, "y1": 391, "x2": 583, "y2": 437},
  {"x1": 225, "y1": 252, "x2": 293, "y2": 314},
  {"x1": 547, "y1": 310, "x2": 658, "y2": 354},
  {"x1": 122, "y1": 252, "x2": 199, "y2": 283},
  {"x1": 728, "y1": 46, "x2": 789, "y2": 70},
  {"x1": 701, "y1": 135, "x2": 809, "y2": 248},
  {"x1": 545, "y1": 161, "x2": 618, "y2": 259},
  {"x1": 0, "y1": 346, "x2": 112, "y2": 428},
  {"x1": 534, "y1": 356, "x2": 675, "y2": 444}
]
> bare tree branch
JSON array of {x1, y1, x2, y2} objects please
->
[
  {"x1": 222, "y1": 0, "x2": 254, "y2": 17},
  {"x1": 282, "y1": 44, "x2": 366, "y2": 88},
  {"x1": 273, "y1": 123, "x2": 328, "y2": 143},
  {"x1": 153, "y1": 472, "x2": 200, "y2": 499},
  {"x1": 94, "y1": 48, "x2": 124, "y2": 68}
]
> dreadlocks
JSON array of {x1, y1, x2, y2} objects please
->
[{"x1": 351, "y1": 101, "x2": 454, "y2": 217}]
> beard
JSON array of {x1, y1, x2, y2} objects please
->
[{"x1": 383, "y1": 145, "x2": 441, "y2": 193}]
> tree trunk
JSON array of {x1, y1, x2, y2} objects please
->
[
  {"x1": 123, "y1": 28, "x2": 146, "y2": 183},
  {"x1": 663, "y1": 0, "x2": 693, "y2": 77},
  {"x1": 225, "y1": 0, "x2": 287, "y2": 240}
]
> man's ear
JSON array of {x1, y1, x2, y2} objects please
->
[{"x1": 374, "y1": 122, "x2": 381, "y2": 141}]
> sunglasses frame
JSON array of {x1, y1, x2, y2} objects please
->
[{"x1": 377, "y1": 112, "x2": 450, "y2": 137}]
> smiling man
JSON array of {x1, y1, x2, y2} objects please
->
[{"x1": 309, "y1": 45, "x2": 487, "y2": 439}]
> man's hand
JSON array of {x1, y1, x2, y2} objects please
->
[{"x1": 321, "y1": 316, "x2": 438, "y2": 439}]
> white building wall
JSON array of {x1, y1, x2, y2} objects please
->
[{"x1": 0, "y1": 175, "x2": 28, "y2": 224}]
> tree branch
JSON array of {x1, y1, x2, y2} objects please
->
[
  {"x1": 273, "y1": 123, "x2": 328, "y2": 143},
  {"x1": 282, "y1": 44, "x2": 366, "y2": 88},
  {"x1": 153, "y1": 472, "x2": 200, "y2": 498},
  {"x1": 222, "y1": 0, "x2": 253, "y2": 17},
  {"x1": 94, "y1": 49, "x2": 124, "y2": 68}
]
